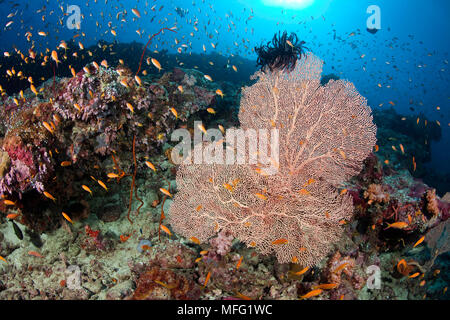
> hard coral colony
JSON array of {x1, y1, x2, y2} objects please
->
[{"x1": 0, "y1": 1, "x2": 448, "y2": 303}]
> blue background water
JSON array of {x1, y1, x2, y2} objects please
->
[{"x1": 1, "y1": 0, "x2": 449, "y2": 174}]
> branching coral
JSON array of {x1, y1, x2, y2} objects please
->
[{"x1": 364, "y1": 183, "x2": 390, "y2": 204}]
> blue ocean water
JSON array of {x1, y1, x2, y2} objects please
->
[{"x1": 1, "y1": 0, "x2": 448, "y2": 173}]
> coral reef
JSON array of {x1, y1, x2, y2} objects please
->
[
  {"x1": 0, "y1": 45, "x2": 448, "y2": 301},
  {"x1": 364, "y1": 183, "x2": 390, "y2": 204},
  {"x1": 0, "y1": 63, "x2": 216, "y2": 232}
]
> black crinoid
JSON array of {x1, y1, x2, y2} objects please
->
[{"x1": 255, "y1": 31, "x2": 309, "y2": 73}]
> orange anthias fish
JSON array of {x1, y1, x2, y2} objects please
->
[
  {"x1": 236, "y1": 256, "x2": 244, "y2": 270},
  {"x1": 298, "y1": 188, "x2": 310, "y2": 195},
  {"x1": 134, "y1": 75, "x2": 142, "y2": 86},
  {"x1": 272, "y1": 238, "x2": 288, "y2": 245},
  {"x1": 312, "y1": 283, "x2": 338, "y2": 290},
  {"x1": 332, "y1": 262, "x2": 350, "y2": 274},
  {"x1": 413, "y1": 236, "x2": 425, "y2": 248},
  {"x1": 3, "y1": 200, "x2": 16, "y2": 206},
  {"x1": 223, "y1": 183, "x2": 234, "y2": 192},
  {"x1": 170, "y1": 107, "x2": 178, "y2": 119},
  {"x1": 82, "y1": 185, "x2": 93, "y2": 196},
  {"x1": 28, "y1": 251, "x2": 44, "y2": 258},
  {"x1": 43, "y1": 121, "x2": 54, "y2": 134},
  {"x1": 203, "y1": 271, "x2": 211, "y2": 287},
  {"x1": 154, "y1": 280, "x2": 176, "y2": 290},
  {"x1": 254, "y1": 193, "x2": 267, "y2": 200},
  {"x1": 159, "y1": 188, "x2": 172, "y2": 197},
  {"x1": 97, "y1": 180, "x2": 108, "y2": 191},
  {"x1": 107, "y1": 173, "x2": 120, "y2": 179},
  {"x1": 6, "y1": 213, "x2": 20, "y2": 220},
  {"x1": 131, "y1": 8, "x2": 141, "y2": 18},
  {"x1": 216, "y1": 89, "x2": 224, "y2": 98},
  {"x1": 126, "y1": 102, "x2": 134, "y2": 113},
  {"x1": 160, "y1": 224, "x2": 172, "y2": 236},
  {"x1": 235, "y1": 291, "x2": 252, "y2": 300},
  {"x1": 197, "y1": 123, "x2": 207, "y2": 135},
  {"x1": 43, "y1": 191, "x2": 56, "y2": 202},
  {"x1": 300, "y1": 289, "x2": 323, "y2": 299},
  {"x1": 384, "y1": 221, "x2": 409, "y2": 230},
  {"x1": 293, "y1": 266, "x2": 309, "y2": 276},
  {"x1": 190, "y1": 236, "x2": 201, "y2": 244},
  {"x1": 397, "y1": 259, "x2": 409, "y2": 274},
  {"x1": 51, "y1": 50, "x2": 60, "y2": 65},
  {"x1": 120, "y1": 234, "x2": 132, "y2": 243},
  {"x1": 61, "y1": 212, "x2": 73, "y2": 224},
  {"x1": 151, "y1": 58, "x2": 162, "y2": 71},
  {"x1": 145, "y1": 161, "x2": 156, "y2": 172}
]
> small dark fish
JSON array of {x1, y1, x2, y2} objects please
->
[
  {"x1": 366, "y1": 28, "x2": 379, "y2": 34},
  {"x1": 26, "y1": 229, "x2": 43, "y2": 248},
  {"x1": 12, "y1": 221, "x2": 23, "y2": 240}
]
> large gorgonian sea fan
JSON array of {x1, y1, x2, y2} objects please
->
[{"x1": 168, "y1": 53, "x2": 377, "y2": 266}]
